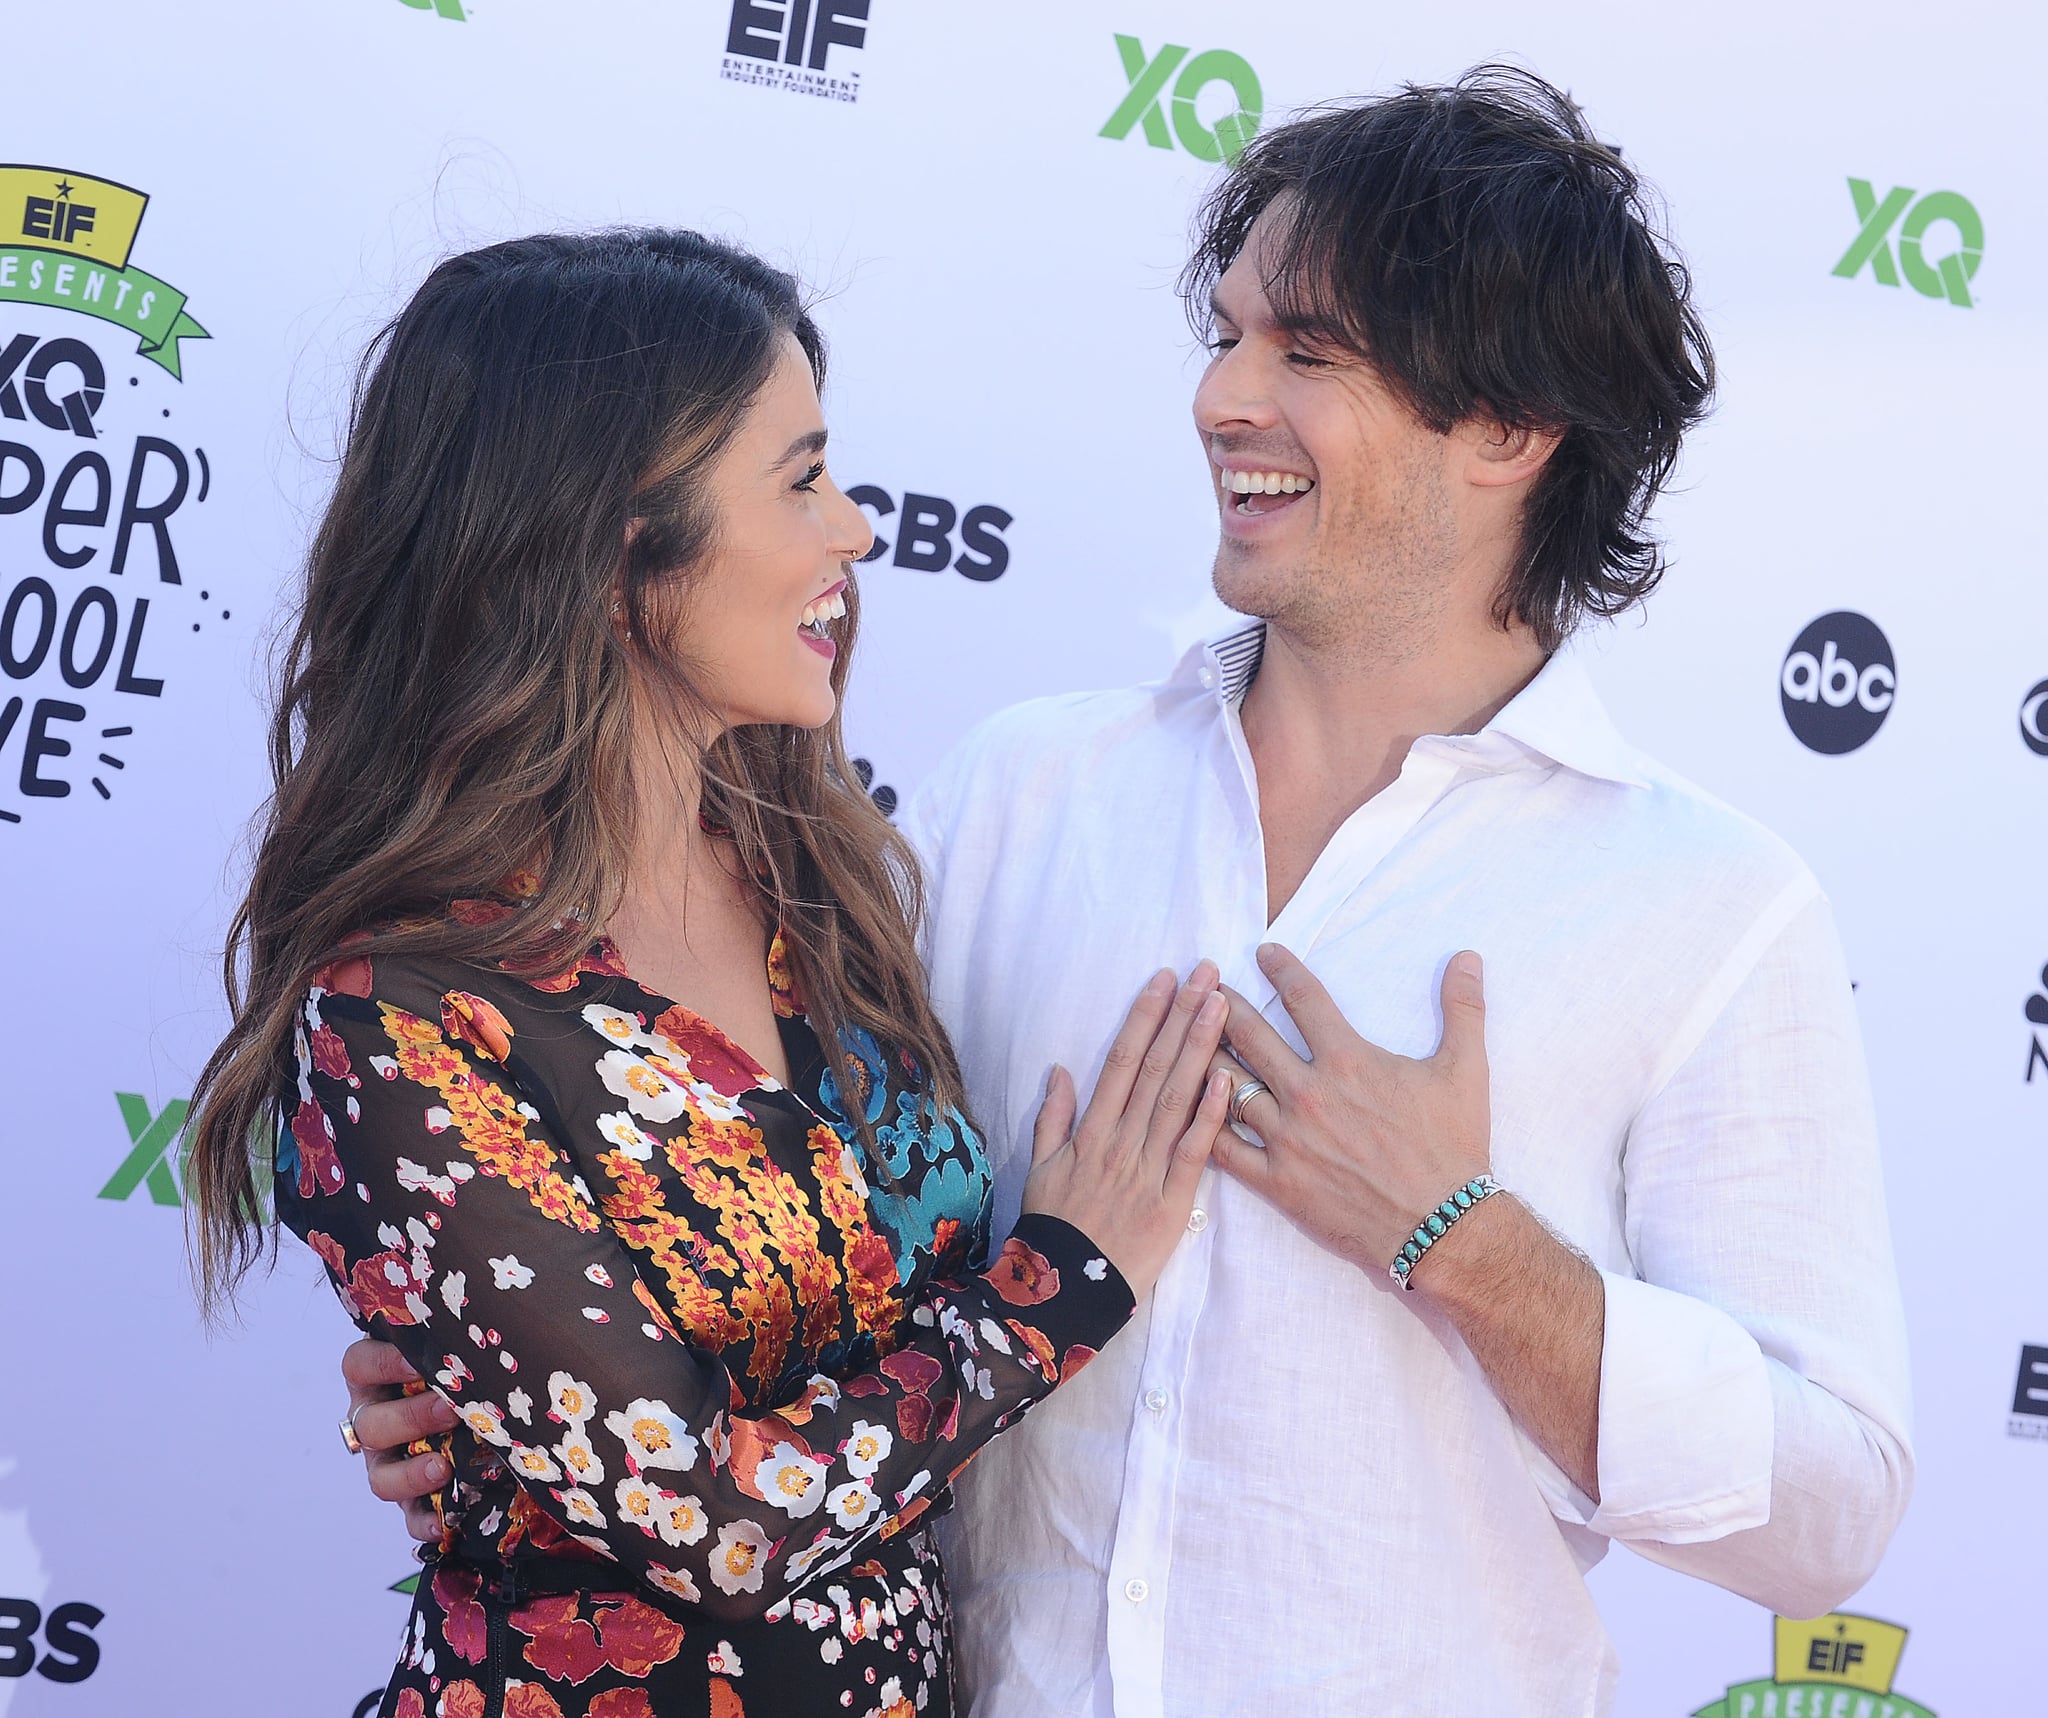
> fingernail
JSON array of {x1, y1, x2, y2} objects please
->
[
  {"x1": 1198, "y1": 992, "x2": 1226, "y2": 1026},
  {"x1": 1147, "y1": 969, "x2": 1176, "y2": 996},
  {"x1": 1453, "y1": 951, "x2": 1482, "y2": 981},
  {"x1": 423, "y1": 1458, "x2": 450, "y2": 1484},
  {"x1": 1256, "y1": 942, "x2": 1282, "y2": 964},
  {"x1": 434, "y1": 1399, "x2": 459, "y2": 1427}
]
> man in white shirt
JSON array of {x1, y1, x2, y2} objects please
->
[
  {"x1": 901, "y1": 65, "x2": 1911, "y2": 1717},
  {"x1": 346, "y1": 64, "x2": 1910, "y2": 1717}
]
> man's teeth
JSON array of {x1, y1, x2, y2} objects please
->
[
  {"x1": 799, "y1": 591, "x2": 849, "y2": 631},
  {"x1": 1223, "y1": 469, "x2": 1314, "y2": 495}
]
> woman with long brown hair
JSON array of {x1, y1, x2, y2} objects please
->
[{"x1": 185, "y1": 229, "x2": 1233, "y2": 1718}]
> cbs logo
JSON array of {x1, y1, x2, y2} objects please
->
[
  {"x1": 0, "y1": 1597, "x2": 102, "y2": 1683},
  {"x1": 1780, "y1": 612, "x2": 1895, "y2": 755},
  {"x1": 846, "y1": 487, "x2": 1011, "y2": 581}
]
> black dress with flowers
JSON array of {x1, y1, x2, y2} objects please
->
[{"x1": 275, "y1": 911, "x2": 1131, "y2": 1718}]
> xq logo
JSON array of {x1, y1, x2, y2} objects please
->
[
  {"x1": 1780, "y1": 611, "x2": 1895, "y2": 755},
  {"x1": 1832, "y1": 179, "x2": 1983, "y2": 309},
  {"x1": 0, "y1": 333, "x2": 104, "y2": 440},
  {"x1": 97, "y1": 1091, "x2": 189, "y2": 1205},
  {"x1": 396, "y1": 0, "x2": 468, "y2": 18},
  {"x1": 1101, "y1": 36, "x2": 1261, "y2": 164}
]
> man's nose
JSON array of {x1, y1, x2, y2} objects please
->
[{"x1": 1193, "y1": 344, "x2": 1279, "y2": 436}]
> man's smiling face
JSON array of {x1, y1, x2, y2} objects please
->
[{"x1": 1193, "y1": 206, "x2": 1466, "y2": 656}]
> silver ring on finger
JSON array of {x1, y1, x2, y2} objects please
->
[
  {"x1": 338, "y1": 1407, "x2": 365, "y2": 1456},
  {"x1": 1229, "y1": 1077, "x2": 1270, "y2": 1128}
]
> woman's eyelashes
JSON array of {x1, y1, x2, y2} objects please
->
[{"x1": 794, "y1": 459, "x2": 827, "y2": 493}]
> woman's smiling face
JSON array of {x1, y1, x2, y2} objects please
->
[{"x1": 661, "y1": 334, "x2": 874, "y2": 733}]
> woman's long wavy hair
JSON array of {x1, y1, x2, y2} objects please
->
[{"x1": 186, "y1": 228, "x2": 963, "y2": 1319}]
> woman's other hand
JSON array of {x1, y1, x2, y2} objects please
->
[
  {"x1": 341, "y1": 1336, "x2": 454, "y2": 1544},
  {"x1": 1020, "y1": 963, "x2": 1232, "y2": 1300}
]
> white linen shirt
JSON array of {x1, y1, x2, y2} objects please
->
[{"x1": 900, "y1": 624, "x2": 1913, "y2": 1718}]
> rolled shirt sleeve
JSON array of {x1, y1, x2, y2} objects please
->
[{"x1": 1530, "y1": 887, "x2": 1914, "y2": 1617}]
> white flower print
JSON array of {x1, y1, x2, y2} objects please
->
[
  {"x1": 614, "y1": 1475, "x2": 660, "y2": 1534},
  {"x1": 603, "y1": 1398, "x2": 699, "y2": 1473},
  {"x1": 555, "y1": 1431, "x2": 605, "y2": 1488},
  {"x1": 645, "y1": 1563, "x2": 702, "y2": 1603},
  {"x1": 459, "y1": 1401, "x2": 511, "y2": 1447},
  {"x1": 557, "y1": 1487, "x2": 607, "y2": 1528},
  {"x1": 706, "y1": 1641, "x2": 743, "y2": 1676},
  {"x1": 792, "y1": 1597, "x2": 831, "y2": 1631},
  {"x1": 508, "y1": 1442, "x2": 562, "y2": 1484},
  {"x1": 423, "y1": 1108, "x2": 452, "y2": 1135},
  {"x1": 580, "y1": 1002, "x2": 649, "y2": 1049},
  {"x1": 547, "y1": 1371, "x2": 596, "y2": 1426},
  {"x1": 1085, "y1": 1256, "x2": 1109, "y2": 1281},
  {"x1": 584, "y1": 1263, "x2": 614, "y2": 1288},
  {"x1": 434, "y1": 1353, "x2": 472, "y2": 1392},
  {"x1": 753, "y1": 1441, "x2": 828, "y2": 1518},
  {"x1": 655, "y1": 1491, "x2": 709, "y2": 1548},
  {"x1": 489, "y1": 1255, "x2": 534, "y2": 1290},
  {"x1": 784, "y1": 1533, "x2": 849, "y2": 1582},
  {"x1": 818, "y1": 1636, "x2": 843, "y2": 1665},
  {"x1": 581, "y1": 1308, "x2": 610, "y2": 1323},
  {"x1": 843, "y1": 1420, "x2": 892, "y2": 1479},
  {"x1": 708, "y1": 1519, "x2": 773, "y2": 1595},
  {"x1": 977, "y1": 1318, "x2": 1012, "y2": 1354},
  {"x1": 368, "y1": 1054, "x2": 398, "y2": 1080},
  {"x1": 825, "y1": 1479, "x2": 879, "y2": 1530},
  {"x1": 595, "y1": 1111, "x2": 658, "y2": 1161},
  {"x1": 438, "y1": 1270, "x2": 467, "y2": 1316},
  {"x1": 596, "y1": 1048, "x2": 690, "y2": 1123},
  {"x1": 506, "y1": 1386, "x2": 533, "y2": 1425}
]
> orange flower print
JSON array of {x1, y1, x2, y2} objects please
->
[
  {"x1": 431, "y1": 1564, "x2": 488, "y2": 1664},
  {"x1": 509, "y1": 1595, "x2": 607, "y2": 1685},
  {"x1": 312, "y1": 936, "x2": 374, "y2": 997},
  {"x1": 989, "y1": 1236, "x2": 1061, "y2": 1305},
  {"x1": 502, "y1": 1682, "x2": 566, "y2": 1718},
  {"x1": 440, "y1": 991, "x2": 515, "y2": 1063},
  {"x1": 393, "y1": 1690, "x2": 428, "y2": 1718},
  {"x1": 288, "y1": 1097, "x2": 346, "y2": 1199},
  {"x1": 439, "y1": 1682, "x2": 488, "y2": 1718},
  {"x1": 595, "y1": 1594, "x2": 686, "y2": 1676},
  {"x1": 588, "y1": 1691, "x2": 658, "y2": 1718},
  {"x1": 651, "y1": 1006, "x2": 766, "y2": 1100}
]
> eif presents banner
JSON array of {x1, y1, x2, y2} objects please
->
[{"x1": 1, "y1": 2, "x2": 2042, "y2": 1714}]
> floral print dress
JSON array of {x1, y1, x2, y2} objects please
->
[{"x1": 276, "y1": 909, "x2": 1131, "y2": 1718}]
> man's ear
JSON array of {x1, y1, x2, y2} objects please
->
[{"x1": 1463, "y1": 417, "x2": 1564, "y2": 490}]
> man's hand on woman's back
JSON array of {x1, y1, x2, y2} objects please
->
[{"x1": 341, "y1": 1336, "x2": 455, "y2": 1542}]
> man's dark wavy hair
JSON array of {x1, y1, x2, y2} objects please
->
[{"x1": 1181, "y1": 65, "x2": 1715, "y2": 651}]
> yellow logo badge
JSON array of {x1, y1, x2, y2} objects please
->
[
  {"x1": 1692, "y1": 1613, "x2": 1935, "y2": 1717},
  {"x1": 0, "y1": 165, "x2": 207, "y2": 377}
]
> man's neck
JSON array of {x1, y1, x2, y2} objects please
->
[{"x1": 1238, "y1": 615, "x2": 1547, "y2": 922}]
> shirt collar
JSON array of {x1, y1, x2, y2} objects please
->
[{"x1": 1179, "y1": 620, "x2": 1650, "y2": 791}]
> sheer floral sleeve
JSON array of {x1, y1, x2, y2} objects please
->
[{"x1": 279, "y1": 948, "x2": 1132, "y2": 1624}]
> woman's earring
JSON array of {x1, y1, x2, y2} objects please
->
[{"x1": 610, "y1": 601, "x2": 632, "y2": 644}]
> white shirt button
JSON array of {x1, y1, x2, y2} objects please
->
[
  {"x1": 1124, "y1": 1578, "x2": 1150, "y2": 1604},
  {"x1": 1198, "y1": 665, "x2": 1218, "y2": 691},
  {"x1": 1187, "y1": 1208, "x2": 1210, "y2": 1233},
  {"x1": 1144, "y1": 1388, "x2": 1170, "y2": 1412}
]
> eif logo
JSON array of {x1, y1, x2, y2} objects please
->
[
  {"x1": 1780, "y1": 612, "x2": 1895, "y2": 755},
  {"x1": 396, "y1": 0, "x2": 467, "y2": 17},
  {"x1": 2025, "y1": 964, "x2": 2047, "y2": 1084},
  {"x1": 1832, "y1": 179, "x2": 1983, "y2": 309},
  {"x1": 1101, "y1": 36, "x2": 1261, "y2": 164},
  {"x1": 723, "y1": 1, "x2": 866, "y2": 102},
  {"x1": 96, "y1": 1091, "x2": 189, "y2": 1204}
]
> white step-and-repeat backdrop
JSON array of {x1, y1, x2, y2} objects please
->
[{"x1": 1, "y1": 2, "x2": 2042, "y2": 1714}]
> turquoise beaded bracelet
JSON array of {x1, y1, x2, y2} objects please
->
[{"x1": 1389, "y1": 1174, "x2": 1504, "y2": 1290}]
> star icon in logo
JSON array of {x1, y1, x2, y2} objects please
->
[{"x1": 53, "y1": 178, "x2": 75, "y2": 200}]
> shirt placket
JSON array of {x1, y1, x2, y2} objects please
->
[{"x1": 1100, "y1": 691, "x2": 1468, "y2": 1718}]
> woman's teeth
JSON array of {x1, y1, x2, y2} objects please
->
[{"x1": 799, "y1": 591, "x2": 849, "y2": 636}]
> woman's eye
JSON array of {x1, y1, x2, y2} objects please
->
[
  {"x1": 1208, "y1": 337, "x2": 1239, "y2": 355},
  {"x1": 1287, "y1": 351, "x2": 1332, "y2": 370},
  {"x1": 794, "y1": 460, "x2": 826, "y2": 492}
]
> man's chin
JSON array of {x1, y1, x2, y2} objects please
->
[{"x1": 1210, "y1": 548, "x2": 1293, "y2": 622}]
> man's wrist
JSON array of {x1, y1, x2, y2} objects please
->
[{"x1": 1398, "y1": 1188, "x2": 1525, "y2": 1309}]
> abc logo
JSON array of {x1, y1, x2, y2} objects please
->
[
  {"x1": 2019, "y1": 679, "x2": 2048, "y2": 758},
  {"x1": 1780, "y1": 611, "x2": 1895, "y2": 755}
]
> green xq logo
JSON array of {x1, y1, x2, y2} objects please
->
[
  {"x1": 97, "y1": 1092, "x2": 189, "y2": 1205},
  {"x1": 1832, "y1": 179, "x2": 1983, "y2": 309},
  {"x1": 397, "y1": 0, "x2": 467, "y2": 19},
  {"x1": 1101, "y1": 36, "x2": 1262, "y2": 164}
]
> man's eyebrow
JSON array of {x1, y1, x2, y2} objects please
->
[{"x1": 775, "y1": 428, "x2": 829, "y2": 467}]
